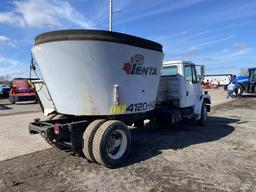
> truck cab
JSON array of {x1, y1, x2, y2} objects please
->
[
  {"x1": 248, "y1": 68, "x2": 256, "y2": 93},
  {"x1": 157, "y1": 60, "x2": 211, "y2": 124}
]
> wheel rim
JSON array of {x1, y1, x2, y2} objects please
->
[
  {"x1": 106, "y1": 129, "x2": 127, "y2": 160},
  {"x1": 238, "y1": 87, "x2": 241, "y2": 95}
]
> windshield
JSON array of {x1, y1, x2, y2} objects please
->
[
  {"x1": 249, "y1": 69, "x2": 256, "y2": 82},
  {"x1": 161, "y1": 66, "x2": 178, "y2": 76}
]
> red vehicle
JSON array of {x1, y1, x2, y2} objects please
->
[{"x1": 9, "y1": 78, "x2": 37, "y2": 104}]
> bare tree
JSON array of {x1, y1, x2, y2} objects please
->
[
  {"x1": 0, "y1": 75, "x2": 11, "y2": 84},
  {"x1": 239, "y1": 68, "x2": 249, "y2": 76}
]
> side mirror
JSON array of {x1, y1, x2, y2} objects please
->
[
  {"x1": 197, "y1": 65, "x2": 205, "y2": 82},
  {"x1": 200, "y1": 65, "x2": 205, "y2": 78}
]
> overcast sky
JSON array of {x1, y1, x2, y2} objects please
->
[{"x1": 0, "y1": 0, "x2": 255, "y2": 77}]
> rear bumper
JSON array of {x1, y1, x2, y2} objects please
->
[
  {"x1": 28, "y1": 119, "x2": 88, "y2": 150},
  {"x1": 29, "y1": 121, "x2": 53, "y2": 135},
  {"x1": 28, "y1": 119, "x2": 88, "y2": 135},
  {"x1": 10, "y1": 95, "x2": 37, "y2": 102}
]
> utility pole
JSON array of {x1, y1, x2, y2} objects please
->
[{"x1": 109, "y1": 0, "x2": 113, "y2": 31}]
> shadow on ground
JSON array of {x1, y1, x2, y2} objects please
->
[
  {"x1": 0, "y1": 99, "x2": 37, "y2": 111},
  {"x1": 241, "y1": 94, "x2": 256, "y2": 98},
  {"x1": 59, "y1": 115, "x2": 238, "y2": 168},
  {"x1": 0, "y1": 104, "x2": 12, "y2": 110},
  {"x1": 123, "y1": 116, "x2": 238, "y2": 167},
  {"x1": 14, "y1": 101, "x2": 38, "y2": 105}
]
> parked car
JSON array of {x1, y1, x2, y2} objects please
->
[
  {"x1": 9, "y1": 78, "x2": 37, "y2": 104},
  {"x1": 0, "y1": 84, "x2": 10, "y2": 98}
]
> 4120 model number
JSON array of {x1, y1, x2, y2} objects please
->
[{"x1": 126, "y1": 101, "x2": 156, "y2": 112}]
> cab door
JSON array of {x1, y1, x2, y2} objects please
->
[
  {"x1": 248, "y1": 69, "x2": 256, "y2": 93},
  {"x1": 184, "y1": 65, "x2": 199, "y2": 107}
]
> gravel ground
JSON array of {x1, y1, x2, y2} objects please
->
[
  {"x1": 0, "y1": 99, "x2": 49, "y2": 161},
  {"x1": 0, "y1": 93, "x2": 255, "y2": 192},
  {"x1": 0, "y1": 99, "x2": 41, "y2": 116}
]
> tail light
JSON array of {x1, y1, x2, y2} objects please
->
[
  {"x1": 53, "y1": 124, "x2": 60, "y2": 135},
  {"x1": 10, "y1": 89, "x2": 15, "y2": 95}
]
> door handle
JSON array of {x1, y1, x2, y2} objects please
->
[{"x1": 186, "y1": 91, "x2": 189, "y2": 96}]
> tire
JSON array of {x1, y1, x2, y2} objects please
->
[
  {"x1": 9, "y1": 96, "x2": 15, "y2": 104},
  {"x1": 82, "y1": 119, "x2": 106, "y2": 162},
  {"x1": 92, "y1": 120, "x2": 131, "y2": 168},
  {"x1": 198, "y1": 101, "x2": 207, "y2": 126}
]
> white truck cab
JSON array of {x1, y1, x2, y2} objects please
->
[{"x1": 157, "y1": 60, "x2": 211, "y2": 124}]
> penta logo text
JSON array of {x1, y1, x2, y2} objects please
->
[{"x1": 122, "y1": 54, "x2": 157, "y2": 76}]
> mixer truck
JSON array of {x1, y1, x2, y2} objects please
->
[{"x1": 28, "y1": 30, "x2": 211, "y2": 168}]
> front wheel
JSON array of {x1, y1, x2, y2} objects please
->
[
  {"x1": 237, "y1": 85, "x2": 244, "y2": 96},
  {"x1": 92, "y1": 120, "x2": 131, "y2": 168},
  {"x1": 198, "y1": 102, "x2": 207, "y2": 126}
]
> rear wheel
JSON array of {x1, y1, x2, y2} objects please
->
[
  {"x1": 253, "y1": 84, "x2": 256, "y2": 93},
  {"x1": 9, "y1": 96, "x2": 15, "y2": 104},
  {"x1": 92, "y1": 120, "x2": 131, "y2": 168},
  {"x1": 198, "y1": 101, "x2": 207, "y2": 126},
  {"x1": 82, "y1": 119, "x2": 106, "y2": 162}
]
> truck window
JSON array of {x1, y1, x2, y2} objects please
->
[
  {"x1": 161, "y1": 66, "x2": 178, "y2": 76},
  {"x1": 185, "y1": 65, "x2": 193, "y2": 82},
  {"x1": 192, "y1": 66, "x2": 198, "y2": 83},
  {"x1": 250, "y1": 69, "x2": 256, "y2": 82},
  {"x1": 185, "y1": 65, "x2": 197, "y2": 84}
]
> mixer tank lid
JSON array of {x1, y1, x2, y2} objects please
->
[{"x1": 34, "y1": 29, "x2": 163, "y2": 52}]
